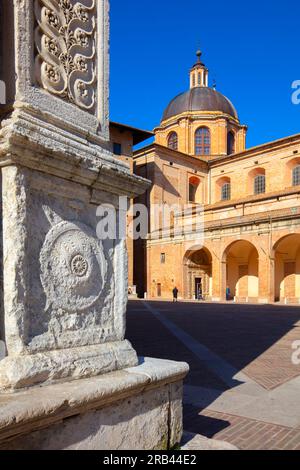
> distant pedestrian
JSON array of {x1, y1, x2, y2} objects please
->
[
  {"x1": 197, "y1": 283, "x2": 203, "y2": 301},
  {"x1": 173, "y1": 287, "x2": 179, "y2": 302},
  {"x1": 226, "y1": 286, "x2": 231, "y2": 301}
]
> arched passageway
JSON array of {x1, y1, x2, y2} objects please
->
[
  {"x1": 223, "y1": 240, "x2": 259, "y2": 301},
  {"x1": 184, "y1": 248, "x2": 212, "y2": 300},
  {"x1": 274, "y1": 234, "x2": 300, "y2": 303}
]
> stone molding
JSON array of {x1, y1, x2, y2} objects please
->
[
  {"x1": 0, "y1": 341, "x2": 138, "y2": 391},
  {"x1": 0, "y1": 111, "x2": 150, "y2": 198}
]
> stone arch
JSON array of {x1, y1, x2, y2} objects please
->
[
  {"x1": 273, "y1": 234, "x2": 300, "y2": 303},
  {"x1": 223, "y1": 240, "x2": 259, "y2": 301},
  {"x1": 183, "y1": 246, "x2": 212, "y2": 300}
]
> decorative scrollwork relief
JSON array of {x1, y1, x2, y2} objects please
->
[
  {"x1": 35, "y1": 0, "x2": 97, "y2": 111},
  {"x1": 40, "y1": 221, "x2": 108, "y2": 313}
]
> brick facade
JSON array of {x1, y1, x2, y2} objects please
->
[{"x1": 132, "y1": 55, "x2": 300, "y2": 303}]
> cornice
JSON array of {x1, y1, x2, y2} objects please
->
[
  {"x1": 209, "y1": 133, "x2": 300, "y2": 167},
  {"x1": 155, "y1": 110, "x2": 241, "y2": 132},
  {"x1": 0, "y1": 110, "x2": 151, "y2": 199},
  {"x1": 133, "y1": 143, "x2": 208, "y2": 169}
]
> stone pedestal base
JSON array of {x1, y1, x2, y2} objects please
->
[{"x1": 0, "y1": 358, "x2": 189, "y2": 450}]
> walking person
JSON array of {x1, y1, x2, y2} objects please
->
[
  {"x1": 172, "y1": 287, "x2": 179, "y2": 303},
  {"x1": 197, "y1": 282, "x2": 203, "y2": 301},
  {"x1": 226, "y1": 286, "x2": 231, "y2": 301}
]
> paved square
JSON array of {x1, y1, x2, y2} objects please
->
[{"x1": 126, "y1": 300, "x2": 300, "y2": 450}]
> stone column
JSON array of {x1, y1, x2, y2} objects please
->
[
  {"x1": 211, "y1": 246, "x2": 224, "y2": 302},
  {"x1": 0, "y1": 2, "x2": 189, "y2": 450},
  {"x1": 258, "y1": 247, "x2": 273, "y2": 303}
]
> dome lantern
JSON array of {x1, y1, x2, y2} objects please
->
[{"x1": 190, "y1": 50, "x2": 209, "y2": 89}]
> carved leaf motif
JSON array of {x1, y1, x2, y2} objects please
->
[{"x1": 35, "y1": 0, "x2": 96, "y2": 111}]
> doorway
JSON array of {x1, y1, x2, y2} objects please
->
[
  {"x1": 157, "y1": 283, "x2": 162, "y2": 298},
  {"x1": 195, "y1": 277, "x2": 202, "y2": 300}
]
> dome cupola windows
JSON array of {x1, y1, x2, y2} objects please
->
[
  {"x1": 195, "y1": 127, "x2": 211, "y2": 156},
  {"x1": 168, "y1": 132, "x2": 178, "y2": 151}
]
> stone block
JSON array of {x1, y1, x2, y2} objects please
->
[
  {"x1": 0, "y1": 0, "x2": 150, "y2": 391},
  {"x1": 0, "y1": 358, "x2": 189, "y2": 450}
]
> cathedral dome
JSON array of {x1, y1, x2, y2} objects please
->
[
  {"x1": 154, "y1": 51, "x2": 247, "y2": 157},
  {"x1": 162, "y1": 86, "x2": 238, "y2": 122}
]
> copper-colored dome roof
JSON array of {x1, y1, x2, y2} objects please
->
[{"x1": 162, "y1": 87, "x2": 238, "y2": 122}]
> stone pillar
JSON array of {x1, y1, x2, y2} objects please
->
[
  {"x1": 211, "y1": 249, "x2": 224, "y2": 302},
  {"x1": 0, "y1": 0, "x2": 147, "y2": 390},
  {"x1": 0, "y1": 1, "x2": 188, "y2": 449},
  {"x1": 258, "y1": 248, "x2": 273, "y2": 303}
]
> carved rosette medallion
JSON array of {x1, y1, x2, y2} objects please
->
[
  {"x1": 34, "y1": 0, "x2": 97, "y2": 110},
  {"x1": 40, "y1": 221, "x2": 107, "y2": 313}
]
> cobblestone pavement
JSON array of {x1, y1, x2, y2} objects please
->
[{"x1": 126, "y1": 300, "x2": 300, "y2": 450}]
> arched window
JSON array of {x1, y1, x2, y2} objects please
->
[
  {"x1": 189, "y1": 177, "x2": 201, "y2": 203},
  {"x1": 254, "y1": 175, "x2": 266, "y2": 195},
  {"x1": 167, "y1": 132, "x2": 178, "y2": 151},
  {"x1": 293, "y1": 165, "x2": 300, "y2": 186},
  {"x1": 221, "y1": 183, "x2": 231, "y2": 201},
  {"x1": 195, "y1": 127, "x2": 211, "y2": 156},
  {"x1": 227, "y1": 131, "x2": 235, "y2": 155},
  {"x1": 198, "y1": 72, "x2": 201, "y2": 86},
  {"x1": 189, "y1": 183, "x2": 197, "y2": 203},
  {"x1": 216, "y1": 177, "x2": 231, "y2": 202}
]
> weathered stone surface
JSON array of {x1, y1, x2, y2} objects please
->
[
  {"x1": 127, "y1": 356, "x2": 189, "y2": 384},
  {"x1": 35, "y1": 0, "x2": 98, "y2": 112},
  {"x1": 0, "y1": 0, "x2": 150, "y2": 391},
  {"x1": 0, "y1": 358, "x2": 189, "y2": 450},
  {"x1": 1, "y1": 0, "x2": 110, "y2": 139},
  {"x1": 181, "y1": 432, "x2": 238, "y2": 451},
  {"x1": 0, "y1": 341, "x2": 138, "y2": 391},
  {"x1": 0, "y1": 0, "x2": 188, "y2": 451},
  {"x1": 0, "y1": 163, "x2": 145, "y2": 390},
  {"x1": 170, "y1": 381, "x2": 184, "y2": 447},
  {"x1": 0, "y1": 110, "x2": 148, "y2": 198}
]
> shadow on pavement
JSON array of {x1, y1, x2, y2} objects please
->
[{"x1": 126, "y1": 300, "x2": 300, "y2": 440}]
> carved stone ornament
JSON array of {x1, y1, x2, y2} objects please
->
[
  {"x1": 34, "y1": 0, "x2": 97, "y2": 110},
  {"x1": 40, "y1": 221, "x2": 107, "y2": 313}
]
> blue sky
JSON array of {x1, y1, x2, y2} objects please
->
[{"x1": 110, "y1": 0, "x2": 300, "y2": 149}]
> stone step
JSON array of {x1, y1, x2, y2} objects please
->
[{"x1": 181, "y1": 431, "x2": 238, "y2": 451}]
